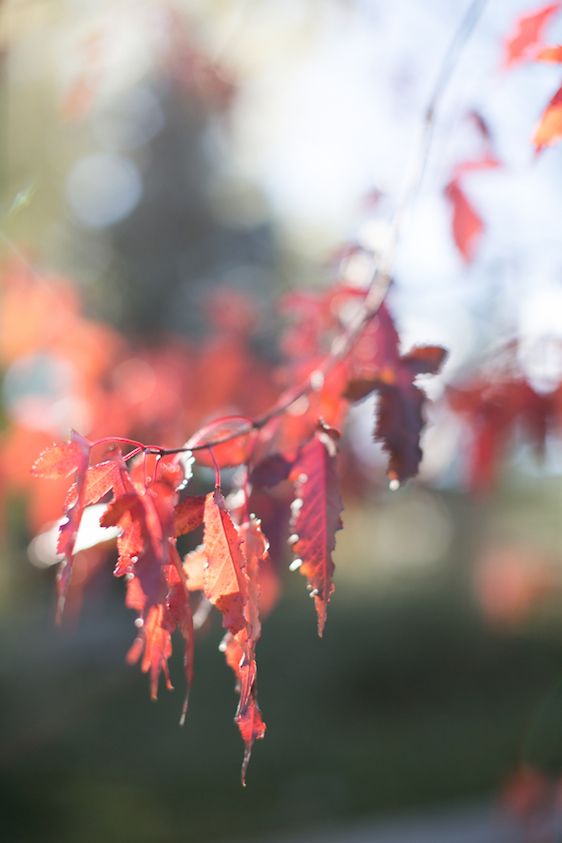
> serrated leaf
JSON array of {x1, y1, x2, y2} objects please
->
[
  {"x1": 289, "y1": 430, "x2": 343, "y2": 637},
  {"x1": 202, "y1": 489, "x2": 247, "y2": 634},
  {"x1": 32, "y1": 439, "x2": 84, "y2": 479}
]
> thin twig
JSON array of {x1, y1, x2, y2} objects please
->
[{"x1": 154, "y1": 0, "x2": 490, "y2": 459}]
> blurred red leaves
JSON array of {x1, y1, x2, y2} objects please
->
[
  {"x1": 448, "y1": 373, "x2": 562, "y2": 492},
  {"x1": 503, "y1": 3, "x2": 562, "y2": 148},
  {"x1": 503, "y1": 2, "x2": 561, "y2": 68}
]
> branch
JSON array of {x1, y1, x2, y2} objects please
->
[{"x1": 150, "y1": 0, "x2": 489, "y2": 459}]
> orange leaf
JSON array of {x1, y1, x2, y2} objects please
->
[
  {"x1": 202, "y1": 489, "x2": 247, "y2": 634},
  {"x1": 534, "y1": 84, "x2": 562, "y2": 148},
  {"x1": 32, "y1": 439, "x2": 84, "y2": 480},
  {"x1": 537, "y1": 43, "x2": 562, "y2": 60}
]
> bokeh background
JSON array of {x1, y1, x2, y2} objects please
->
[{"x1": 2, "y1": 1, "x2": 562, "y2": 841}]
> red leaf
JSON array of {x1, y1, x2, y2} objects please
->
[
  {"x1": 65, "y1": 459, "x2": 121, "y2": 509},
  {"x1": 174, "y1": 495, "x2": 206, "y2": 536},
  {"x1": 106, "y1": 478, "x2": 182, "y2": 700},
  {"x1": 444, "y1": 179, "x2": 484, "y2": 262},
  {"x1": 32, "y1": 438, "x2": 85, "y2": 480},
  {"x1": 374, "y1": 382, "x2": 426, "y2": 485},
  {"x1": 53, "y1": 431, "x2": 91, "y2": 622},
  {"x1": 448, "y1": 376, "x2": 556, "y2": 492},
  {"x1": 377, "y1": 347, "x2": 446, "y2": 484},
  {"x1": 186, "y1": 416, "x2": 254, "y2": 469},
  {"x1": 534, "y1": 84, "x2": 562, "y2": 148},
  {"x1": 346, "y1": 342, "x2": 446, "y2": 483},
  {"x1": 350, "y1": 302, "x2": 400, "y2": 377},
  {"x1": 202, "y1": 489, "x2": 247, "y2": 634},
  {"x1": 503, "y1": 3, "x2": 561, "y2": 68},
  {"x1": 167, "y1": 543, "x2": 195, "y2": 724},
  {"x1": 223, "y1": 516, "x2": 269, "y2": 784},
  {"x1": 289, "y1": 428, "x2": 343, "y2": 637}
]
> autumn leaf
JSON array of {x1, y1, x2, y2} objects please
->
[
  {"x1": 32, "y1": 431, "x2": 92, "y2": 622},
  {"x1": 32, "y1": 438, "x2": 86, "y2": 480},
  {"x1": 503, "y1": 2, "x2": 561, "y2": 68},
  {"x1": 224, "y1": 516, "x2": 269, "y2": 784},
  {"x1": 444, "y1": 179, "x2": 484, "y2": 263},
  {"x1": 174, "y1": 494, "x2": 206, "y2": 536},
  {"x1": 202, "y1": 489, "x2": 247, "y2": 634},
  {"x1": 346, "y1": 307, "x2": 446, "y2": 484},
  {"x1": 289, "y1": 426, "x2": 343, "y2": 637},
  {"x1": 167, "y1": 543, "x2": 195, "y2": 724},
  {"x1": 534, "y1": 84, "x2": 562, "y2": 148},
  {"x1": 101, "y1": 476, "x2": 183, "y2": 700},
  {"x1": 65, "y1": 458, "x2": 122, "y2": 509}
]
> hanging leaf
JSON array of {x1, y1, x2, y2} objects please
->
[
  {"x1": 289, "y1": 426, "x2": 343, "y2": 637},
  {"x1": 36, "y1": 431, "x2": 92, "y2": 622},
  {"x1": 202, "y1": 489, "x2": 247, "y2": 634},
  {"x1": 223, "y1": 516, "x2": 269, "y2": 785}
]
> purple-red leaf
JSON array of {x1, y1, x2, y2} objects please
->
[{"x1": 289, "y1": 428, "x2": 343, "y2": 637}]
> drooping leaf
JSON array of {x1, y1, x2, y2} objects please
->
[
  {"x1": 52, "y1": 431, "x2": 91, "y2": 622},
  {"x1": 503, "y1": 2, "x2": 561, "y2": 68},
  {"x1": 374, "y1": 382, "x2": 427, "y2": 485},
  {"x1": 346, "y1": 343, "x2": 446, "y2": 483},
  {"x1": 167, "y1": 543, "x2": 195, "y2": 724},
  {"x1": 202, "y1": 489, "x2": 247, "y2": 634},
  {"x1": 102, "y1": 473, "x2": 182, "y2": 700},
  {"x1": 289, "y1": 427, "x2": 343, "y2": 637},
  {"x1": 224, "y1": 516, "x2": 269, "y2": 784}
]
